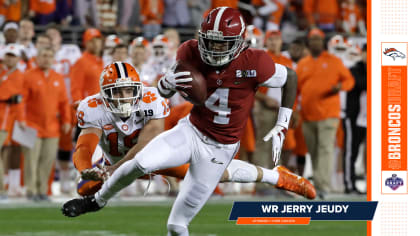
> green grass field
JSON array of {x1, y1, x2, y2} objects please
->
[{"x1": 0, "y1": 199, "x2": 366, "y2": 236}]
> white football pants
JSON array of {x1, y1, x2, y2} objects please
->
[{"x1": 96, "y1": 117, "x2": 239, "y2": 235}]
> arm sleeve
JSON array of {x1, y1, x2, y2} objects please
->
[
  {"x1": 338, "y1": 59, "x2": 355, "y2": 91},
  {"x1": 29, "y1": 0, "x2": 37, "y2": 12},
  {"x1": 76, "y1": 100, "x2": 102, "y2": 129},
  {"x1": 70, "y1": 59, "x2": 84, "y2": 103},
  {"x1": 143, "y1": 87, "x2": 171, "y2": 120},
  {"x1": 68, "y1": 46, "x2": 82, "y2": 65},
  {"x1": 259, "y1": 63, "x2": 288, "y2": 88},
  {"x1": 20, "y1": 72, "x2": 30, "y2": 122},
  {"x1": 152, "y1": 97, "x2": 170, "y2": 119},
  {"x1": 73, "y1": 133, "x2": 100, "y2": 171},
  {"x1": 258, "y1": 0, "x2": 278, "y2": 15},
  {"x1": 58, "y1": 76, "x2": 71, "y2": 124},
  {"x1": 303, "y1": 0, "x2": 315, "y2": 25},
  {"x1": 140, "y1": 0, "x2": 147, "y2": 21},
  {"x1": 0, "y1": 83, "x2": 12, "y2": 100},
  {"x1": 295, "y1": 62, "x2": 303, "y2": 95},
  {"x1": 15, "y1": 74, "x2": 26, "y2": 122},
  {"x1": 256, "y1": 50, "x2": 276, "y2": 84}
]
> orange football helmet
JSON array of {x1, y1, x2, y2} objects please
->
[{"x1": 99, "y1": 62, "x2": 143, "y2": 117}]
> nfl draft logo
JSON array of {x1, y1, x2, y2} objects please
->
[
  {"x1": 383, "y1": 48, "x2": 406, "y2": 61},
  {"x1": 385, "y1": 174, "x2": 404, "y2": 191}
]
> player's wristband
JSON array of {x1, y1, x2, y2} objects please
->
[
  {"x1": 276, "y1": 107, "x2": 293, "y2": 128},
  {"x1": 157, "y1": 79, "x2": 173, "y2": 98}
]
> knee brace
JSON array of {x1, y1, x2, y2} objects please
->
[{"x1": 167, "y1": 224, "x2": 188, "y2": 236}]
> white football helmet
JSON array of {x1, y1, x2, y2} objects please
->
[
  {"x1": 328, "y1": 34, "x2": 348, "y2": 57},
  {"x1": 151, "y1": 35, "x2": 170, "y2": 62}
]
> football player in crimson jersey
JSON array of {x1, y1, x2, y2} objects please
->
[
  {"x1": 62, "y1": 8, "x2": 315, "y2": 235},
  {"x1": 68, "y1": 61, "x2": 315, "y2": 198},
  {"x1": 70, "y1": 61, "x2": 315, "y2": 197}
]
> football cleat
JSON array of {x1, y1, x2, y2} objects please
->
[
  {"x1": 61, "y1": 195, "x2": 104, "y2": 217},
  {"x1": 274, "y1": 166, "x2": 316, "y2": 199}
]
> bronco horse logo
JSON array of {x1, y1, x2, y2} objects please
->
[{"x1": 383, "y1": 48, "x2": 406, "y2": 60}]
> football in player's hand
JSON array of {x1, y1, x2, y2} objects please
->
[{"x1": 174, "y1": 61, "x2": 207, "y2": 105}]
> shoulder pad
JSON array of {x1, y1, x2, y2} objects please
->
[
  {"x1": 76, "y1": 94, "x2": 106, "y2": 128},
  {"x1": 140, "y1": 87, "x2": 170, "y2": 119}
]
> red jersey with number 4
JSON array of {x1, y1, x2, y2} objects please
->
[{"x1": 177, "y1": 40, "x2": 276, "y2": 144}]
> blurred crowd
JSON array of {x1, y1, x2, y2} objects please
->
[
  {"x1": 0, "y1": 0, "x2": 366, "y2": 202},
  {"x1": 0, "y1": 0, "x2": 366, "y2": 40}
]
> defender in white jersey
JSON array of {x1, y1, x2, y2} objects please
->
[
  {"x1": 70, "y1": 61, "x2": 168, "y2": 195},
  {"x1": 74, "y1": 85, "x2": 170, "y2": 195},
  {"x1": 77, "y1": 88, "x2": 168, "y2": 165}
]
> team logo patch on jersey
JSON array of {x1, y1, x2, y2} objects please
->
[
  {"x1": 385, "y1": 174, "x2": 404, "y2": 191},
  {"x1": 103, "y1": 124, "x2": 114, "y2": 130},
  {"x1": 142, "y1": 91, "x2": 157, "y2": 103},
  {"x1": 383, "y1": 48, "x2": 406, "y2": 61},
  {"x1": 236, "y1": 69, "x2": 257, "y2": 78},
  {"x1": 122, "y1": 124, "x2": 129, "y2": 131}
]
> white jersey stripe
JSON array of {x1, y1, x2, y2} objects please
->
[{"x1": 213, "y1": 7, "x2": 228, "y2": 31}]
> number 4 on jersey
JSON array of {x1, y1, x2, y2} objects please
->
[{"x1": 205, "y1": 88, "x2": 231, "y2": 125}]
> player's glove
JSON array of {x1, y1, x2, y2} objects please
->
[
  {"x1": 263, "y1": 125, "x2": 287, "y2": 166},
  {"x1": 81, "y1": 166, "x2": 109, "y2": 181},
  {"x1": 158, "y1": 64, "x2": 192, "y2": 94},
  {"x1": 263, "y1": 107, "x2": 293, "y2": 165}
]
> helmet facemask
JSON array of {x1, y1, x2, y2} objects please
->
[
  {"x1": 101, "y1": 80, "x2": 143, "y2": 118},
  {"x1": 198, "y1": 30, "x2": 245, "y2": 67}
]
